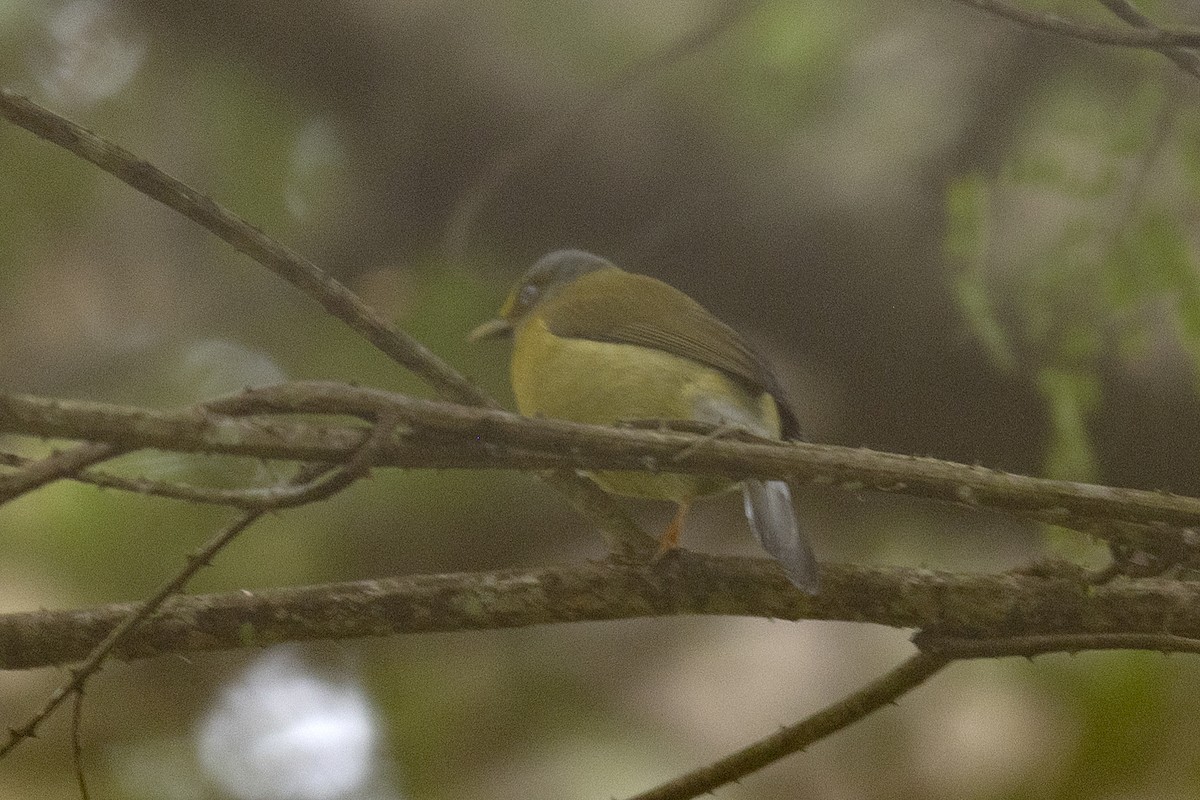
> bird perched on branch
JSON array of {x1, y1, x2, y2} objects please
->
[{"x1": 470, "y1": 249, "x2": 819, "y2": 593}]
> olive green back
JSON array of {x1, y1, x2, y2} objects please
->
[{"x1": 537, "y1": 267, "x2": 802, "y2": 439}]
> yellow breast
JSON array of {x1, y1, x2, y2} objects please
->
[{"x1": 510, "y1": 316, "x2": 782, "y2": 502}]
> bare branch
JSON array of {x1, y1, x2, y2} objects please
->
[
  {"x1": 915, "y1": 629, "x2": 1200, "y2": 658},
  {"x1": 0, "y1": 90, "x2": 665, "y2": 560},
  {"x1": 1097, "y1": 0, "x2": 1200, "y2": 79},
  {"x1": 6, "y1": 556, "x2": 1200, "y2": 672},
  {"x1": 541, "y1": 470, "x2": 657, "y2": 561},
  {"x1": 2, "y1": 384, "x2": 1199, "y2": 558},
  {"x1": 0, "y1": 501, "x2": 270, "y2": 757},
  {"x1": 951, "y1": 0, "x2": 1200, "y2": 50},
  {"x1": 624, "y1": 652, "x2": 949, "y2": 800},
  {"x1": 0, "y1": 416, "x2": 397, "y2": 758},
  {"x1": 70, "y1": 689, "x2": 90, "y2": 800},
  {"x1": 0, "y1": 88, "x2": 490, "y2": 408},
  {"x1": 0, "y1": 450, "x2": 335, "y2": 510},
  {"x1": 0, "y1": 442, "x2": 124, "y2": 505},
  {"x1": 443, "y1": 0, "x2": 762, "y2": 262}
]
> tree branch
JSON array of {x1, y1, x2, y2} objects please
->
[
  {"x1": 0, "y1": 500, "x2": 271, "y2": 757},
  {"x1": 71, "y1": 689, "x2": 89, "y2": 800},
  {"x1": 914, "y1": 629, "x2": 1200, "y2": 658},
  {"x1": 2, "y1": 383, "x2": 1199, "y2": 558},
  {"x1": 950, "y1": 0, "x2": 1200, "y2": 51},
  {"x1": 0, "y1": 442, "x2": 125, "y2": 505},
  {"x1": 0, "y1": 87, "x2": 665, "y2": 562},
  {"x1": 625, "y1": 651, "x2": 949, "y2": 800},
  {"x1": 442, "y1": 0, "x2": 763, "y2": 262},
  {"x1": 1097, "y1": 0, "x2": 1200, "y2": 79},
  {"x1": 0, "y1": 88, "x2": 489, "y2": 408},
  {"x1": 0, "y1": 416, "x2": 397, "y2": 757},
  {"x1": 0, "y1": 450, "x2": 330, "y2": 509},
  {"x1": 5, "y1": 556, "x2": 1200, "y2": 672}
]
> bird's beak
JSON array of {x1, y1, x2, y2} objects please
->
[{"x1": 467, "y1": 318, "x2": 513, "y2": 342}]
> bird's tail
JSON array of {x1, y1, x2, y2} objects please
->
[{"x1": 742, "y1": 479, "x2": 819, "y2": 594}]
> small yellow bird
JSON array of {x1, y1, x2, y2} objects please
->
[{"x1": 470, "y1": 249, "x2": 819, "y2": 593}]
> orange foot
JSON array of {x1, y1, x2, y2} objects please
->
[{"x1": 654, "y1": 501, "x2": 689, "y2": 561}]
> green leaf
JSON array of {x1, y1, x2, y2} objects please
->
[
  {"x1": 946, "y1": 174, "x2": 1018, "y2": 370},
  {"x1": 1037, "y1": 368, "x2": 1100, "y2": 480}
]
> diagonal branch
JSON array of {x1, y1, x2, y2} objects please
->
[
  {"x1": 623, "y1": 613, "x2": 1200, "y2": 800},
  {"x1": 0, "y1": 498, "x2": 270, "y2": 757},
  {"x1": 624, "y1": 652, "x2": 950, "y2": 800},
  {"x1": 1097, "y1": 0, "x2": 1200, "y2": 78},
  {"x1": 950, "y1": 0, "x2": 1200, "y2": 51},
  {"x1": 70, "y1": 688, "x2": 89, "y2": 800},
  {"x1": 443, "y1": 0, "x2": 763, "y2": 262},
  {"x1": 0, "y1": 88, "x2": 489, "y2": 408},
  {"x1": 631, "y1": 617, "x2": 1200, "y2": 799},
  {"x1": 0, "y1": 87, "x2": 658, "y2": 562},
  {"x1": 0, "y1": 414, "x2": 398, "y2": 758},
  {"x1": 0, "y1": 442, "x2": 125, "y2": 505}
]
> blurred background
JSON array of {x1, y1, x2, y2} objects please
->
[{"x1": 3, "y1": 0, "x2": 1200, "y2": 797}]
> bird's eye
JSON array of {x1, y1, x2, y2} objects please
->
[{"x1": 518, "y1": 283, "x2": 540, "y2": 308}]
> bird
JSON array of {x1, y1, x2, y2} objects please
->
[{"x1": 469, "y1": 249, "x2": 819, "y2": 593}]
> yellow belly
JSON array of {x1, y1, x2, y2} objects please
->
[{"x1": 511, "y1": 317, "x2": 782, "y2": 502}]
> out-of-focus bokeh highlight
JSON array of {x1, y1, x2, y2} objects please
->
[
  {"x1": 196, "y1": 648, "x2": 400, "y2": 800},
  {"x1": 3, "y1": 0, "x2": 1200, "y2": 797}
]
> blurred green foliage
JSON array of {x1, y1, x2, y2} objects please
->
[
  {"x1": 3, "y1": 1, "x2": 1200, "y2": 799},
  {"x1": 945, "y1": 66, "x2": 1200, "y2": 482}
]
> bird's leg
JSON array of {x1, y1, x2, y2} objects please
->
[{"x1": 655, "y1": 501, "x2": 689, "y2": 559}]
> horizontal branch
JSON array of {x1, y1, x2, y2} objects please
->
[
  {"x1": 1, "y1": 383, "x2": 1198, "y2": 557},
  {"x1": 951, "y1": 0, "x2": 1200, "y2": 49},
  {"x1": 2, "y1": 555, "x2": 1198, "y2": 671},
  {"x1": 914, "y1": 629, "x2": 1200, "y2": 658}
]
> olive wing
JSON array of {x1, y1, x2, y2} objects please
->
[{"x1": 541, "y1": 269, "x2": 802, "y2": 439}]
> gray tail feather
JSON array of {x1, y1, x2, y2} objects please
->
[{"x1": 742, "y1": 479, "x2": 820, "y2": 594}]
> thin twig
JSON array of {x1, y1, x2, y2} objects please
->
[
  {"x1": 240, "y1": 410, "x2": 398, "y2": 511},
  {"x1": 0, "y1": 507, "x2": 266, "y2": 757},
  {"x1": 914, "y1": 630, "x2": 1200, "y2": 658},
  {"x1": 1097, "y1": 0, "x2": 1200, "y2": 79},
  {"x1": 0, "y1": 442, "x2": 124, "y2": 505},
  {"x1": 0, "y1": 88, "x2": 490, "y2": 408},
  {"x1": 442, "y1": 0, "x2": 762, "y2": 262},
  {"x1": 0, "y1": 415, "x2": 397, "y2": 759},
  {"x1": 0, "y1": 450, "x2": 329, "y2": 509},
  {"x1": 624, "y1": 652, "x2": 950, "y2": 800},
  {"x1": 71, "y1": 689, "x2": 90, "y2": 800},
  {"x1": 541, "y1": 470, "x2": 657, "y2": 560},
  {"x1": 951, "y1": 0, "x2": 1200, "y2": 52}
]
